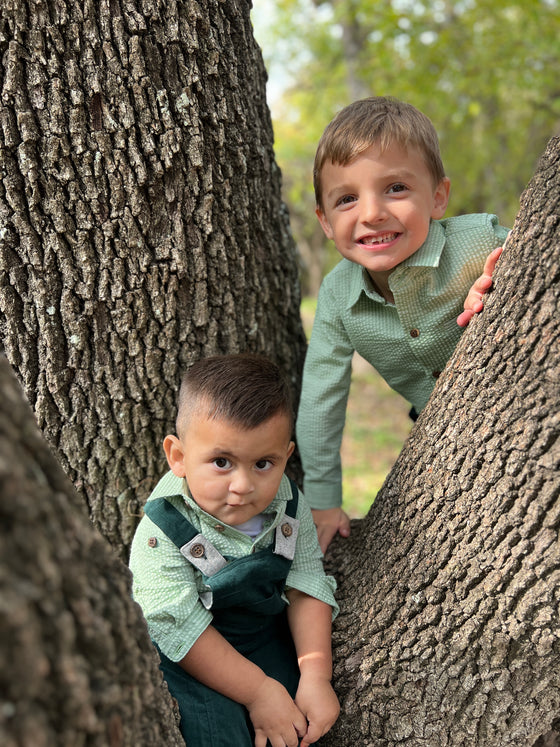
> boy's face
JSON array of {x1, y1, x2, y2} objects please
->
[
  {"x1": 316, "y1": 143, "x2": 450, "y2": 285},
  {"x1": 164, "y1": 410, "x2": 295, "y2": 526}
]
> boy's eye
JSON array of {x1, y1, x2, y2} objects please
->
[
  {"x1": 212, "y1": 457, "x2": 231, "y2": 470},
  {"x1": 336, "y1": 194, "x2": 356, "y2": 207},
  {"x1": 255, "y1": 459, "x2": 273, "y2": 472},
  {"x1": 388, "y1": 183, "x2": 408, "y2": 194}
]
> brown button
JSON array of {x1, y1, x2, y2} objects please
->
[
  {"x1": 410, "y1": 328, "x2": 420, "y2": 338},
  {"x1": 214, "y1": 525, "x2": 225, "y2": 532},
  {"x1": 281, "y1": 523, "x2": 293, "y2": 537},
  {"x1": 148, "y1": 537, "x2": 158, "y2": 548},
  {"x1": 432, "y1": 370, "x2": 441, "y2": 378},
  {"x1": 190, "y1": 543, "x2": 205, "y2": 558}
]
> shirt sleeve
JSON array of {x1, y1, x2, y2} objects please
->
[
  {"x1": 296, "y1": 278, "x2": 355, "y2": 510},
  {"x1": 129, "y1": 512, "x2": 213, "y2": 662},
  {"x1": 285, "y1": 490, "x2": 339, "y2": 619}
]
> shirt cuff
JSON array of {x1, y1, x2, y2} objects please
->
[
  {"x1": 285, "y1": 571, "x2": 339, "y2": 619},
  {"x1": 150, "y1": 605, "x2": 213, "y2": 663},
  {"x1": 302, "y1": 479, "x2": 343, "y2": 510}
]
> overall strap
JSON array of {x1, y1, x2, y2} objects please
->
[
  {"x1": 143, "y1": 497, "x2": 198, "y2": 547},
  {"x1": 143, "y1": 497, "x2": 228, "y2": 577},
  {"x1": 285, "y1": 478, "x2": 299, "y2": 517},
  {"x1": 273, "y1": 479, "x2": 300, "y2": 561}
]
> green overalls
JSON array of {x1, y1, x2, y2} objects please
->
[{"x1": 143, "y1": 482, "x2": 301, "y2": 746}]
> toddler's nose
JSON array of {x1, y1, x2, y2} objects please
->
[{"x1": 229, "y1": 469, "x2": 254, "y2": 496}]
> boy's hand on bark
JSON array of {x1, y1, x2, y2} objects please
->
[
  {"x1": 311, "y1": 507, "x2": 351, "y2": 553},
  {"x1": 457, "y1": 245, "x2": 503, "y2": 327}
]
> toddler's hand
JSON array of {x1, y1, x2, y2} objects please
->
[
  {"x1": 295, "y1": 675, "x2": 340, "y2": 747},
  {"x1": 457, "y1": 245, "x2": 503, "y2": 327},
  {"x1": 246, "y1": 676, "x2": 307, "y2": 747}
]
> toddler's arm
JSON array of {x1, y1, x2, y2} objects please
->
[
  {"x1": 457, "y1": 245, "x2": 503, "y2": 327},
  {"x1": 312, "y1": 507, "x2": 350, "y2": 554},
  {"x1": 178, "y1": 625, "x2": 307, "y2": 747},
  {"x1": 286, "y1": 590, "x2": 340, "y2": 747}
]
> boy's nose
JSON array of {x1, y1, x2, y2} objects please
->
[{"x1": 361, "y1": 194, "x2": 386, "y2": 223}]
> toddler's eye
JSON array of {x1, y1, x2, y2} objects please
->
[
  {"x1": 388, "y1": 183, "x2": 407, "y2": 194},
  {"x1": 213, "y1": 457, "x2": 231, "y2": 470},
  {"x1": 255, "y1": 459, "x2": 273, "y2": 472}
]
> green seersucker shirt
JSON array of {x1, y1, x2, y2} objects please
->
[
  {"x1": 129, "y1": 471, "x2": 338, "y2": 662},
  {"x1": 296, "y1": 213, "x2": 509, "y2": 511}
]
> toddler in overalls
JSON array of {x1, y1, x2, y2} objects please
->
[{"x1": 129, "y1": 354, "x2": 340, "y2": 746}]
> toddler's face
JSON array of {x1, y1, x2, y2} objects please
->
[
  {"x1": 316, "y1": 143, "x2": 449, "y2": 284},
  {"x1": 165, "y1": 411, "x2": 294, "y2": 526}
]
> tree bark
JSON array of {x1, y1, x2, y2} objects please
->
[
  {"x1": 0, "y1": 353, "x2": 184, "y2": 746},
  {"x1": 0, "y1": 0, "x2": 306, "y2": 558},
  {"x1": 322, "y1": 137, "x2": 560, "y2": 745}
]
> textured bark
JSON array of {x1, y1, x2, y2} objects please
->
[
  {"x1": 321, "y1": 138, "x2": 560, "y2": 745},
  {"x1": 0, "y1": 0, "x2": 306, "y2": 557},
  {"x1": 0, "y1": 353, "x2": 184, "y2": 746}
]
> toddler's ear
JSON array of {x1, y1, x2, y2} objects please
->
[
  {"x1": 163, "y1": 435, "x2": 187, "y2": 477},
  {"x1": 431, "y1": 177, "x2": 450, "y2": 219},
  {"x1": 287, "y1": 441, "x2": 296, "y2": 460}
]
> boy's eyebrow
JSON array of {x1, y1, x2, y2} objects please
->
[{"x1": 324, "y1": 182, "x2": 355, "y2": 201}]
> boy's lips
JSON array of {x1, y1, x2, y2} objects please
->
[{"x1": 357, "y1": 232, "x2": 400, "y2": 246}]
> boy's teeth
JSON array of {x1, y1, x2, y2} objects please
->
[{"x1": 361, "y1": 233, "x2": 397, "y2": 245}]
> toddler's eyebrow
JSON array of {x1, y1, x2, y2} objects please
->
[{"x1": 209, "y1": 448, "x2": 284, "y2": 461}]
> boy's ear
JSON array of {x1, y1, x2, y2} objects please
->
[
  {"x1": 316, "y1": 206, "x2": 334, "y2": 240},
  {"x1": 431, "y1": 177, "x2": 451, "y2": 219},
  {"x1": 163, "y1": 435, "x2": 187, "y2": 477}
]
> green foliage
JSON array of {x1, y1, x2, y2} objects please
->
[{"x1": 254, "y1": 0, "x2": 560, "y2": 293}]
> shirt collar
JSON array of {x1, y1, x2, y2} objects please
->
[
  {"x1": 346, "y1": 219, "x2": 446, "y2": 308},
  {"x1": 400, "y1": 219, "x2": 445, "y2": 269}
]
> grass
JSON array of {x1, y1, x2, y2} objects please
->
[{"x1": 300, "y1": 297, "x2": 412, "y2": 518}]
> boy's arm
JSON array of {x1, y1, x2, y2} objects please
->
[
  {"x1": 286, "y1": 590, "x2": 340, "y2": 747},
  {"x1": 457, "y1": 245, "x2": 503, "y2": 327},
  {"x1": 178, "y1": 625, "x2": 307, "y2": 747},
  {"x1": 297, "y1": 281, "x2": 354, "y2": 552}
]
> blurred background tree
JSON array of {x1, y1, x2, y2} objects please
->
[{"x1": 253, "y1": 0, "x2": 560, "y2": 296}]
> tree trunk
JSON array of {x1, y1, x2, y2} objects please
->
[
  {"x1": 322, "y1": 137, "x2": 560, "y2": 745},
  {"x1": 0, "y1": 353, "x2": 185, "y2": 746},
  {"x1": 0, "y1": 0, "x2": 306, "y2": 558}
]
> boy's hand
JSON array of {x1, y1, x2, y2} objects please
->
[
  {"x1": 295, "y1": 674, "x2": 340, "y2": 747},
  {"x1": 246, "y1": 676, "x2": 307, "y2": 747},
  {"x1": 311, "y1": 507, "x2": 350, "y2": 553},
  {"x1": 457, "y1": 246, "x2": 503, "y2": 327}
]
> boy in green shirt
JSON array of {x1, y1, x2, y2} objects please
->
[
  {"x1": 296, "y1": 96, "x2": 509, "y2": 551},
  {"x1": 130, "y1": 354, "x2": 339, "y2": 747}
]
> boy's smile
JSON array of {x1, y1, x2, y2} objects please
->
[
  {"x1": 316, "y1": 143, "x2": 450, "y2": 299},
  {"x1": 164, "y1": 410, "x2": 295, "y2": 527}
]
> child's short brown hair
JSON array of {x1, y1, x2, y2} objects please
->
[
  {"x1": 314, "y1": 96, "x2": 446, "y2": 208},
  {"x1": 176, "y1": 354, "x2": 294, "y2": 437}
]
